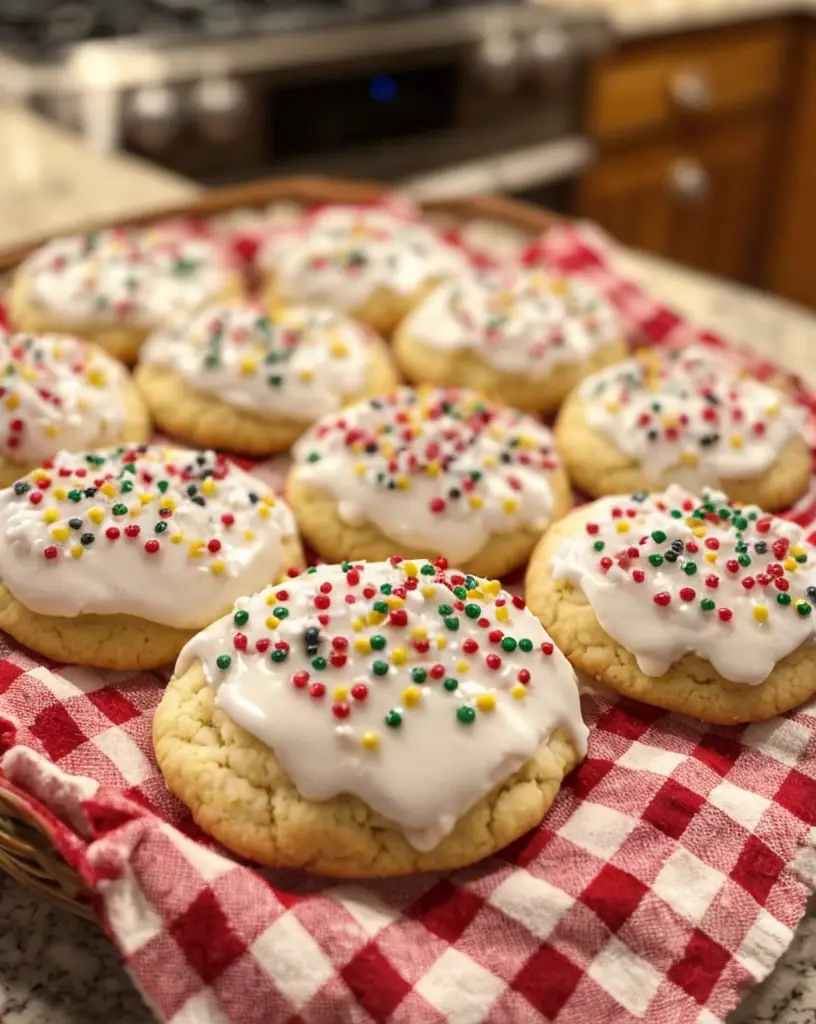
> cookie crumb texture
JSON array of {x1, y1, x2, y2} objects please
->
[
  {"x1": 287, "y1": 386, "x2": 571, "y2": 577},
  {"x1": 526, "y1": 484, "x2": 816, "y2": 723},
  {"x1": 0, "y1": 331, "x2": 150, "y2": 486},
  {"x1": 135, "y1": 304, "x2": 399, "y2": 454},
  {"x1": 156, "y1": 558, "x2": 586, "y2": 875},
  {"x1": 556, "y1": 346, "x2": 811, "y2": 510},
  {"x1": 261, "y1": 206, "x2": 467, "y2": 336},
  {"x1": 394, "y1": 269, "x2": 627, "y2": 414},
  {"x1": 0, "y1": 445, "x2": 303, "y2": 668},
  {"x1": 9, "y1": 227, "x2": 242, "y2": 363}
]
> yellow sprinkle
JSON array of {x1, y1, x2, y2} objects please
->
[
  {"x1": 476, "y1": 693, "x2": 497, "y2": 712},
  {"x1": 239, "y1": 357, "x2": 257, "y2": 376},
  {"x1": 330, "y1": 342, "x2": 349, "y2": 358},
  {"x1": 139, "y1": 493, "x2": 153, "y2": 505},
  {"x1": 33, "y1": 472, "x2": 49, "y2": 485},
  {"x1": 88, "y1": 507, "x2": 104, "y2": 525},
  {"x1": 210, "y1": 560, "x2": 226, "y2": 575},
  {"x1": 353, "y1": 463, "x2": 367, "y2": 476},
  {"x1": 680, "y1": 451, "x2": 699, "y2": 467},
  {"x1": 170, "y1": 533, "x2": 183, "y2": 545},
  {"x1": 436, "y1": 636, "x2": 447, "y2": 650},
  {"x1": 100, "y1": 483, "x2": 116, "y2": 498},
  {"x1": 354, "y1": 637, "x2": 371, "y2": 654},
  {"x1": 395, "y1": 476, "x2": 410, "y2": 490},
  {"x1": 77, "y1": 398, "x2": 89, "y2": 412},
  {"x1": 333, "y1": 687, "x2": 348, "y2": 702},
  {"x1": 482, "y1": 455, "x2": 498, "y2": 469},
  {"x1": 45, "y1": 424, "x2": 60, "y2": 438},
  {"x1": 51, "y1": 526, "x2": 69, "y2": 541},
  {"x1": 265, "y1": 615, "x2": 280, "y2": 629},
  {"x1": 257, "y1": 506, "x2": 270, "y2": 520},
  {"x1": 361, "y1": 731, "x2": 380, "y2": 751},
  {"x1": 243, "y1": 529, "x2": 255, "y2": 541},
  {"x1": 351, "y1": 617, "x2": 365, "y2": 632},
  {"x1": 189, "y1": 539, "x2": 205, "y2": 557},
  {"x1": 753, "y1": 605, "x2": 768, "y2": 623},
  {"x1": 86, "y1": 367, "x2": 107, "y2": 387},
  {"x1": 485, "y1": 579, "x2": 501, "y2": 595},
  {"x1": 403, "y1": 562, "x2": 418, "y2": 578},
  {"x1": 692, "y1": 526, "x2": 707, "y2": 538},
  {"x1": 70, "y1": 545, "x2": 83, "y2": 560},
  {"x1": 468, "y1": 588, "x2": 484, "y2": 600},
  {"x1": 298, "y1": 369, "x2": 315, "y2": 383},
  {"x1": 496, "y1": 606, "x2": 509, "y2": 622},
  {"x1": 704, "y1": 552, "x2": 718, "y2": 564},
  {"x1": 368, "y1": 610, "x2": 386, "y2": 626},
  {"x1": 409, "y1": 626, "x2": 428, "y2": 642},
  {"x1": 616, "y1": 521, "x2": 630, "y2": 533},
  {"x1": 784, "y1": 557, "x2": 798, "y2": 572},
  {"x1": 502, "y1": 498, "x2": 518, "y2": 515},
  {"x1": 265, "y1": 592, "x2": 278, "y2": 605},
  {"x1": 469, "y1": 495, "x2": 484, "y2": 510},
  {"x1": 730, "y1": 434, "x2": 743, "y2": 449},
  {"x1": 425, "y1": 462, "x2": 441, "y2": 478},
  {"x1": 516, "y1": 436, "x2": 536, "y2": 451},
  {"x1": 457, "y1": 660, "x2": 469, "y2": 673},
  {"x1": 421, "y1": 585, "x2": 436, "y2": 599},
  {"x1": 765, "y1": 402, "x2": 779, "y2": 417},
  {"x1": 54, "y1": 488, "x2": 66, "y2": 500},
  {"x1": 401, "y1": 686, "x2": 421, "y2": 707},
  {"x1": 129, "y1": 506, "x2": 141, "y2": 518},
  {"x1": 605, "y1": 400, "x2": 621, "y2": 414},
  {"x1": 511, "y1": 684, "x2": 527, "y2": 700},
  {"x1": 43, "y1": 508, "x2": 58, "y2": 524},
  {"x1": 791, "y1": 545, "x2": 806, "y2": 558},
  {"x1": 350, "y1": 442, "x2": 365, "y2": 455},
  {"x1": 391, "y1": 648, "x2": 407, "y2": 665},
  {"x1": 4, "y1": 394, "x2": 19, "y2": 410},
  {"x1": 201, "y1": 478, "x2": 216, "y2": 496}
]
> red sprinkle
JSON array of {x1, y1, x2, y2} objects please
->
[
  {"x1": 632, "y1": 569, "x2": 646, "y2": 583},
  {"x1": 207, "y1": 538, "x2": 221, "y2": 553},
  {"x1": 43, "y1": 545, "x2": 59, "y2": 560},
  {"x1": 653, "y1": 592, "x2": 671, "y2": 607},
  {"x1": 309, "y1": 682, "x2": 325, "y2": 699},
  {"x1": 462, "y1": 638, "x2": 479, "y2": 654},
  {"x1": 726, "y1": 559, "x2": 739, "y2": 573},
  {"x1": 332, "y1": 703, "x2": 350, "y2": 720},
  {"x1": 28, "y1": 491, "x2": 42, "y2": 505},
  {"x1": 541, "y1": 642, "x2": 554, "y2": 656},
  {"x1": 389, "y1": 609, "x2": 408, "y2": 628},
  {"x1": 741, "y1": 577, "x2": 756, "y2": 590},
  {"x1": 488, "y1": 629, "x2": 503, "y2": 644},
  {"x1": 517, "y1": 668, "x2": 531, "y2": 684},
  {"x1": 314, "y1": 595, "x2": 331, "y2": 610},
  {"x1": 586, "y1": 523, "x2": 599, "y2": 535},
  {"x1": 679, "y1": 587, "x2": 696, "y2": 601},
  {"x1": 429, "y1": 497, "x2": 446, "y2": 514},
  {"x1": 351, "y1": 684, "x2": 369, "y2": 702},
  {"x1": 485, "y1": 653, "x2": 502, "y2": 670},
  {"x1": 429, "y1": 663, "x2": 445, "y2": 679},
  {"x1": 512, "y1": 594, "x2": 526, "y2": 609},
  {"x1": 221, "y1": 513, "x2": 235, "y2": 527},
  {"x1": 255, "y1": 638, "x2": 271, "y2": 653},
  {"x1": 144, "y1": 539, "x2": 160, "y2": 554},
  {"x1": 718, "y1": 608, "x2": 733, "y2": 622},
  {"x1": 291, "y1": 671, "x2": 309, "y2": 688},
  {"x1": 599, "y1": 557, "x2": 614, "y2": 573},
  {"x1": 705, "y1": 574, "x2": 719, "y2": 589},
  {"x1": 330, "y1": 653, "x2": 347, "y2": 668},
  {"x1": 233, "y1": 633, "x2": 247, "y2": 651},
  {"x1": 105, "y1": 527, "x2": 120, "y2": 541},
  {"x1": 332, "y1": 637, "x2": 348, "y2": 650},
  {"x1": 346, "y1": 569, "x2": 360, "y2": 586},
  {"x1": 756, "y1": 518, "x2": 772, "y2": 534}
]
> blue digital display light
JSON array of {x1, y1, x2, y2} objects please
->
[{"x1": 369, "y1": 75, "x2": 398, "y2": 103}]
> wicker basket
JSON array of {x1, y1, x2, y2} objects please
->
[{"x1": 0, "y1": 175, "x2": 561, "y2": 920}]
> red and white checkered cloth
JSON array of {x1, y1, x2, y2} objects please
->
[{"x1": 2, "y1": 219, "x2": 816, "y2": 1024}]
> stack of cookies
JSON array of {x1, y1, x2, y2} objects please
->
[{"x1": 2, "y1": 202, "x2": 813, "y2": 878}]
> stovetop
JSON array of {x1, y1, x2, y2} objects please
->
[{"x1": 0, "y1": 0, "x2": 507, "y2": 60}]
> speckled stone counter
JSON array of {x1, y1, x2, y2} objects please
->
[{"x1": 2, "y1": 104, "x2": 816, "y2": 1024}]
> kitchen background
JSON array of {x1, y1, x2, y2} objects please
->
[{"x1": 2, "y1": 2, "x2": 816, "y2": 1024}]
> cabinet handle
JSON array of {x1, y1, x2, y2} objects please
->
[
  {"x1": 669, "y1": 70, "x2": 711, "y2": 111},
  {"x1": 666, "y1": 158, "x2": 710, "y2": 202}
]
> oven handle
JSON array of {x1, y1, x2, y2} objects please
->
[{"x1": 402, "y1": 135, "x2": 594, "y2": 201}]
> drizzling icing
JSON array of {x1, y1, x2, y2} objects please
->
[
  {"x1": 0, "y1": 446, "x2": 298, "y2": 628},
  {"x1": 578, "y1": 346, "x2": 808, "y2": 486},
  {"x1": 140, "y1": 304, "x2": 372, "y2": 422},
  {"x1": 291, "y1": 386, "x2": 562, "y2": 563},
  {"x1": 263, "y1": 206, "x2": 468, "y2": 310},
  {"x1": 401, "y1": 268, "x2": 623, "y2": 374},
  {"x1": 551, "y1": 484, "x2": 816, "y2": 684},
  {"x1": 0, "y1": 332, "x2": 130, "y2": 462},
  {"x1": 176, "y1": 558, "x2": 587, "y2": 851},
  {"x1": 22, "y1": 227, "x2": 231, "y2": 325}
]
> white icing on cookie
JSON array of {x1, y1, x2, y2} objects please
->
[
  {"x1": 401, "y1": 268, "x2": 623, "y2": 375},
  {"x1": 578, "y1": 346, "x2": 807, "y2": 486},
  {"x1": 551, "y1": 484, "x2": 816, "y2": 685},
  {"x1": 141, "y1": 304, "x2": 373, "y2": 423},
  {"x1": 0, "y1": 332, "x2": 131, "y2": 462},
  {"x1": 22, "y1": 227, "x2": 232, "y2": 326},
  {"x1": 0, "y1": 446, "x2": 298, "y2": 629},
  {"x1": 263, "y1": 206, "x2": 468, "y2": 311},
  {"x1": 291, "y1": 387, "x2": 562, "y2": 563},
  {"x1": 176, "y1": 558, "x2": 587, "y2": 851}
]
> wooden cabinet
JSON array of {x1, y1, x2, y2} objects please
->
[
  {"x1": 578, "y1": 20, "x2": 792, "y2": 286},
  {"x1": 767, "y1": 22, "x2": 816, "y2": 308}
]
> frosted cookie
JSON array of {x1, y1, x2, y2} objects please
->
[
  {"x1": 394, "y1": 268, "x2": 628, "y2": 414},
  {"x1": 8, "y1": 227, "x2": 244, "y2": 364},
  {"x1": 0, "y1": 331, "x2": 150, "y2": 487},
  {"x1": 135, "y1": 303, "x2": 399, "y2": 454},
  {"x1": 556, "y1": 346, "x2": 811, "y2": 511},
  {"x1": 154, "y1": 558, "x2": 587, "y2": 875},
  {"x1": 526, "y1": 484, "x2": 816, "y2": 723},
  {"x1": 286, "y1": 386, "x2": 571, "y2": 578},
  {"x1": 0, "y1": 446, "x2": 304, "y2": 670},
  {"x1": 260, "y1": 206, "x2": 468, "y2": 336}
]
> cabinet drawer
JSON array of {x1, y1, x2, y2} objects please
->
[{"x1": 589, "y1": 22, "x2": 789, "y2": 143}]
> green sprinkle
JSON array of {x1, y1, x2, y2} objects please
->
[
  {"x1": 233, "y1": 610, "x2": 249, "y2": 626},
  {"x1": 648, "y1": 554, "x2": 664, "y2": 567},
  {"x1": 457, "y1": 706, "x2": 476, "y2": 725},
  {"x1": 68, "y1": 518, "x2": 82, "y2": 530},
  {"x1": 738, "y1": 555, "x2": 751, "y2": 567},
  {"x1": 719, "y1": 508, "x2": 731, "y2": 519},
  {"x1": 385, "y1": 710, "x2": 402, "y2": 728},
  {"x1": 112, "y1": 503, "x2": 128, "y2": 516},
  {"x1": 379, "y1": 584, "x2": 392, "y2": 595},
  {"x1": 271, "y1": 650, "x2": 287, "y2": 663},
  {"x1": 411, "y1": 668, "x2": 427, "y2": 684},
  {"x1": 438, "y1": 604, "x2": 453, "y2": 616},
  {"x1": 157, "y1": 481, "x2": 169, "y2": 493},
  {"x1": 154, "y1": 521, "x2": 167, "y2": 534},
  {"x1": 372, "y1": 660, "x2": 390, "y2": 676},
  {"x1": 670, "y1": 510, "x2": 683, "y2": 519},
  {"x1": 464, "y1": 604, "x2": 481, "y2": 619},
  {"x1": 68, "y1": 489, "x2": 83, "y2": 502},
  {"x1": 453, "y1": 586, "x2": 468, "y2": 599},
  {"x1": 275, "y1": 607, "x2": 289, "y2": 619},
  {"x1": 593, "y1": 540, "x2": 605, "y2": 552},
  {"x1": 796, "y1": 602, "x2": 812, "y2": 617},
  {"x1": 306, "y1": 452, "x2": 321, "y2": 463},
  {"x1": 501, "y1": 637, "x2": 517, "y2": 652},
  {"x1": 216, "y1": 654, "x2": 231, "y2": 670},
  {"x1": 683, "y1": 562, "x2": 698, "y2": 576},
  {"x1": 373, "y1": 601, "x2": 389, "y2": 615},
  {"x1": 267, "y1": 375, "x2": 283, "y2": 387},
  {"x1": 420, "y1": 564, "x2": 436, "y2": 576},
  {"x1": 701, "y1": 598, "x2": 715, "y2": 611},
  {"x1": 519, "y1": 639, "x2": 533, "y2": 653},
  {"x1": 370, "y1": 634, "x2": 386, "y2": 651},
  {"x1": 651, "y1": 530, "x2": 667, "y2": 543},
  {"x1": 311, "y1": 656, "x2": 327, "y2": 671},
  {"x1": 121, "y1": 481, "x2": 133, "y2": 493},
  {"x1": 733, "y1": 516, "x2": 748, "y2": 530},
  {"x1": 443, "y1": 677, "x2": 458, "y2": 692},
  {"x1": 445, "y1": 617, "x2": 460, "y2": 631},
  {"x1": 777, "y1": 593, "x2": 792, "y2": 606}
]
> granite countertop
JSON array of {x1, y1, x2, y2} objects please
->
[
  {"x1": 2, "y1": 103, "x2": 816, "y2": 1024},
  {"x1": 551, "y1": 0, "x2": 816, "y2": 38}
]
